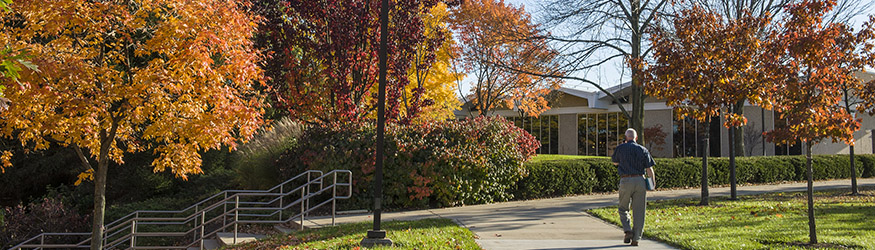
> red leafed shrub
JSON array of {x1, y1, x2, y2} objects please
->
[
  {"x1": 278, "y1": 116, "x2": 538, "y2": 209},
  {"x1": 1, "y1": 196, "x2": 90, "y2": 248}
]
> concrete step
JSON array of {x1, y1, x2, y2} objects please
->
[
  {"x1": 274, "y1": 225, "x2": 295, "y2": 234},
  {"x1": 215, "y1": 232, "x2": 267, "y2": 246},
  {"x1": 185, "y1": 239, "x2": 221, "y2": 250}
]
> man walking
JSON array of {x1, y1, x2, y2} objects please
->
[{"x1": 611, "y1": 128, "x2": 656, "y2": 246}]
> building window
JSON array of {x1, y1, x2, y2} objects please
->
[
  {"x1": 549, "y1": 116, "x2": 559, "y2": 154},
  {"x1": 577, "y1": 112, "x2": 629, "y2": 156},
  {"x1": 673, "y1": 116, "x2": 720, "y2": 158},
  {"x1": 511, "y1": 115, "x2": 559, "y2": 155}
]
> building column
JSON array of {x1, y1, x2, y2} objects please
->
[
  {"x1": 642, "y1": 109, "x2": 673, "y2": 158},
  {"x1": 558, "y1": 114, "x2": 578, "y2": 155},
  {"x1": 764, "y1": 109, "x2": 776, "y2": 156}
]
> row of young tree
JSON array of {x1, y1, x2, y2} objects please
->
[
  {"x1": 463, "y1": 0, "x2": 875, "y2": 245},
  {"x1": 643, "y1": 0, "x2": 875, "y2": 245}
]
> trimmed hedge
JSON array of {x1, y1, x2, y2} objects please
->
[{"x1": 516, "y1": 155, "x2": 875, "y2": 199}]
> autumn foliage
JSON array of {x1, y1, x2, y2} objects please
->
[
  {"x1": 451, "y1": 0, "x2": 562, "y2": 116},
  {"x1": 404, "y1": 3, "x2": 464, "y2": 122},
  {"x1": 764, "y1": 0, "x2": 866, "y2": 146},
  {"x1": 643, "y1": 4, "x2": 784, "y2": 205},
  {"x1": 644, "y1": 6, "x2": 775, "y2": 128},
  {"x1": 762, "y1": 0, "x2": 874, "y2": 244},
  {"x1": 0, "y1": 0, "x2": 264, "y2": 248},
  {"x1": 261, "y1": 0, "x2": 456, "y2": 124},
  {"x1": 0, "y1": 0, "x2": 263, "y2": 175}
]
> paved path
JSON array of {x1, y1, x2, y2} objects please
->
[{"x1": 305, "y1": 178, "x2": 875, "y2": 250}]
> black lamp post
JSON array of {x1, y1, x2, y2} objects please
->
[{"x1": 360, "y1": 0, "x2": 393, "y2": 247}]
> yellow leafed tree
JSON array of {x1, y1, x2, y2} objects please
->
[
  {"x1": 0, "y1": 0, "x2": 264, "y2": 248},
  {"x1": 404, "y1": 3, "x2": 463, "y2": 122}
]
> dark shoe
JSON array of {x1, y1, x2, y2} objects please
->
[
  {"x1": 631, "y1": 240, "x2": 639, "y2": 246},
  {"x1": 624, "y1": 231, "x2": 632, "y2": 243}
]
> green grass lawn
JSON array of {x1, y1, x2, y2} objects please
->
[
  {"x1": 530, "y1": 154, "x2": 606, "y2": 162},
  {"x1": 221, "y1": 218, "x2": 481, "y2": 250},
  {"x1": 589, "y1": 187, "x2": 875, "y2": 250}
]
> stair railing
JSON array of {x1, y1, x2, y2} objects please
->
[{"x1": 10, "y1": 170, "x2": 353, "y2": 250}]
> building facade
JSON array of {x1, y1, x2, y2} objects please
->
[{"x1": 456, "y1": 72, "x2": 875, "y2": 158}]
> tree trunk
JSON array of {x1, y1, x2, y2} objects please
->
[
  {"x1": 701, "y1": 120, "x2": 710, "y2": 206},
  {"x1": 806, "y1": 142, "x2": 818, "y2": 244},
  {"x1": 91, "y1": 154, "x2": 109, "y2": 250},
  {"x1": 850, "y1": 145, "x2": 859, "y2": 195},
  {"x1": 631, "y1": 82, "x2": 645, "y2": 142},
  {"x1": 91, "y1": 120, "x2": 119, "y2": 250},
  {"x1": 729, "y1": 125, "x2": 737, "y2": 200},
  {"x1": 630, "y1": 0, "x2": 645, "y2": 143},
  {"x1": 72, "y1": 146, "x2": 102, "y2": 250}
]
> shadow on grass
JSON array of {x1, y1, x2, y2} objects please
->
[
  {"x1": 590, "y1": 187, "x2": 875, "y2": 250},
  {"x1": 756, "y1": 239, "x2": 864, "y2": 249},
  {"x1": 222, "y1": 218, "x2": 474, "y2": 250}
]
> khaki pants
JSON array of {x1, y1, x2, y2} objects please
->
[{"x1": 618, "y1": 176, "x2": 647, "y2": 241}]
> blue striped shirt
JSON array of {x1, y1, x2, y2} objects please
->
[{"x1": 611, "y1": 141, "x2": 655, "y2": 175}]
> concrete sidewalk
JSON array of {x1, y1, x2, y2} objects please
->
[{"x1": 305, "y1": 178, "x2": 875, "y2": 250}]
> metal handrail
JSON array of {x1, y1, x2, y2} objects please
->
[{"x1": 10, "y1": 170, "x2": 353, "y2": 250}]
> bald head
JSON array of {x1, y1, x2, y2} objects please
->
[{"x1": 625, "y1": 128, "x2": 637, "y2": 142}]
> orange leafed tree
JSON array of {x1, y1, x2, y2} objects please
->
[
  {"x1": 451, "y1": 0, "x2": 562, "y2": 117},
  {"x1": 0, "y1": 0, "x2": 264, "y2": 248},
  {"x1": 765, "y1": 0, "x2": 874, "y2": 244},
  {"x1": 841, "y1": 12, "x2": 875, "y2": 196},
  {"x1": 644, "y1": 6, "x2": 776, "y2": 205}
]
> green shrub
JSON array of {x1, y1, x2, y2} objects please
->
[
  {"x1": 653, "y1": 158, "x2": 703, "y2": 188},
  {"x1": 105, "y1": 196, "x2": 194, "y2": 223},
  {"x1": 590, "y1": 161, "x2": 620, "y2": 192},
  {"x1": 860, "y1": 154, "x2": 875, "y2": 177},
  {"x1": 278, "y1": 117, "x2": 539, "y2": 210},
  {"x1": 0, "y1": 140, "x2": 79, "y2": 208},
  {"x1": 518, "y1": 154, "x2": 875, "y2": 198},
  {"x1": 516, "y1": 160, "x2": 596, "y2": 199}
]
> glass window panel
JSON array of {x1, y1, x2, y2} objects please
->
[
  {"x1": 618, "y1": 113, "x2": 629, "y2": 131},
  {"x1": 595, "y1": 113, "x2": 604, "y2": 156},
  {"x1": 789, "y1": 142, "x2": 802, "y2": 155},
  {"x1": 673, "y1": 115, "x2": 684, "y2": 157},
  {"x1": 551, "y1": 116, "x2": 557, "y2": 154},
  {"x1": 588, "y1": 114, "x2": 598, "y2": 156},
  {"x1": 541, "y1": 116, "x2": 548, "y2": 154},
  {"x1": 595, "y1": 113, "x2": 602, "y2": 156},
  {"x1": 578, "y1": 114, "x2": 587, "y2": 155},
  {"x1": 538, "y1": 117, "x2": 548, "y2": 154},
  {"x1": 709, "y1": 117, "x2": 721, "y2": 157},
  {"x1": 607, "y1": 113, "x2": 618, "y2": 156},
  {"x1": 684, "y1": 118, "x2": 696, "y2": 157},
  {"x1": 532, "y1": 117, "x2": 542, "y2": 154}
]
